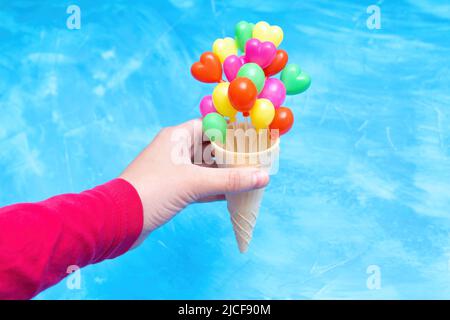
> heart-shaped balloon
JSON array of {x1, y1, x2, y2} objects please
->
[
  {"x1": 212, "y1": 37, "x2": 238, "y2": 64},
  {"x1": 280, "y1": 64, "x2": 311, "y2": 95},
  {"x1": 245, "y1": 38, "x2": 276, "y2": 69},
  {"x1": 223, "y1": 55, "x2": 244, "y2": 82},
  {"x1": 253, "y1": 21, "x2": 283, "y2": 47},
  {"x1": 264, "y1": 49, "x2": 288, "y2": 77},
  {"x1": 235, "y1": 21, "x2": 254, "y2": 52},
  {"x1": 191, "y1": 52, "x2": 222, "y2": 83}
]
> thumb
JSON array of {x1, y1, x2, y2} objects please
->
[{"x1": 193, "y1": 166, "x2": 269, "y2": 197}]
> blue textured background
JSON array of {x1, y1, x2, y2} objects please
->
[{"x1": 1, "y1": 0, "x2": 450, "y2": 299}]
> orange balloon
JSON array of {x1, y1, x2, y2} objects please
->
[
  {"x1": 263, "y1": 49, "x2": 288, "y2": 77},
  {"x1": 269, "y1": 106, "x2": 294, "y2": 135},
  {"x1": 191, "y1": 52, "x2": 222, "y2": 83},
  {"x1": 228, "y1": 77, "x2": 257, "y2": 113}
]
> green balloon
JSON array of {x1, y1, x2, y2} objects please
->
[
  {"x1": 237, "y1": 63, "x2": 265, "y2": 93},
  {"x1": 280, "y1": 64, "x2": 311, "y2": 95},
  {"x1": 202, "y1": 112, "x2": 227, "y2": 144},
  {"x1": 235, "y1": 21, "x2": 254, "y2": 52}
]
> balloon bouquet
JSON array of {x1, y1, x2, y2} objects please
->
[
  {"x1": 191, "y1": 21, "x2": 311, "y2": 253},
  {"x1": 192, "y1": 21, "x2": 311, "y2": 143}
]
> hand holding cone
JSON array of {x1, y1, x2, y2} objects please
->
[{"x1": 190, "y1": 21, "x2": 311, "y2": 252}]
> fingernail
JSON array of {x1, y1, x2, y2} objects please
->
[{"x1": 253, "y1": 171, "x2": 269, "y2": 188}]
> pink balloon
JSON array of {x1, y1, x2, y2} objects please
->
[
  {"x1": 245, "y1": 38, "x2": 276, "y2": 68},
  {"x1": 223, "y1": 55, "x2": 244, "y2": 82},
  {"x1": 239, "y1": 55, "x2": 247, "y2": 64},
  {"x1": 199, "y1": 95, "x2": 216, "y2": 116},
  {"x1": 258, "y1": 78, "x2": 286, "y2": 108}
]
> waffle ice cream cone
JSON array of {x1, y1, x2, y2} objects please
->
[{"x1": 212, "y1": 123, "x2": 279, "y2": 253}]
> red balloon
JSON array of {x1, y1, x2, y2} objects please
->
[
  {"x1": 228, "y1": 77, "x2": 257, "y2": 113},
  {"x1": 263, "y1": 49, "x2": 288, "y2": 77},
  {"x1": 269, "y1": 106, "x2": 294, "y2": 135},
  {"x1": 191, "y1": 52, "x2": 222, "y2": 83}
]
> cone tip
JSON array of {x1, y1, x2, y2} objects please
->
[{"x1": 238, "y1": 242, "x2": 249, "y2": 253}]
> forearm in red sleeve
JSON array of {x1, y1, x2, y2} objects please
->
[{"x1": 0, "y1": 178, "x2": 143, "y2": 300}]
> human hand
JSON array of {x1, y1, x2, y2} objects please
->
[{"x1": 119, "y1": 119, "x2": 270, "y2": 247}]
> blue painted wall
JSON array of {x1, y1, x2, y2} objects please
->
[{"x1": 1, "y1": 0, "x2": 449, "y2": 299}]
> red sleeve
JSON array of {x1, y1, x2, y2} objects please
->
[{"x1": 0, "y1": 178, "x2": 143, "y2": 300}]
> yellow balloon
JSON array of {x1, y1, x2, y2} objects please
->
[
  {"x1": 212, "y1": 82, "x2": 237, "y2": 119},
  {"x1": 212, "y1": 37, "x2": 238, "y2": 64},
  {"x1": 250, "y1": 98, "x2": 275, "y2": 129},
  {"x1": 252, "y1": 21, "x2": 284, "y2": 47}
]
